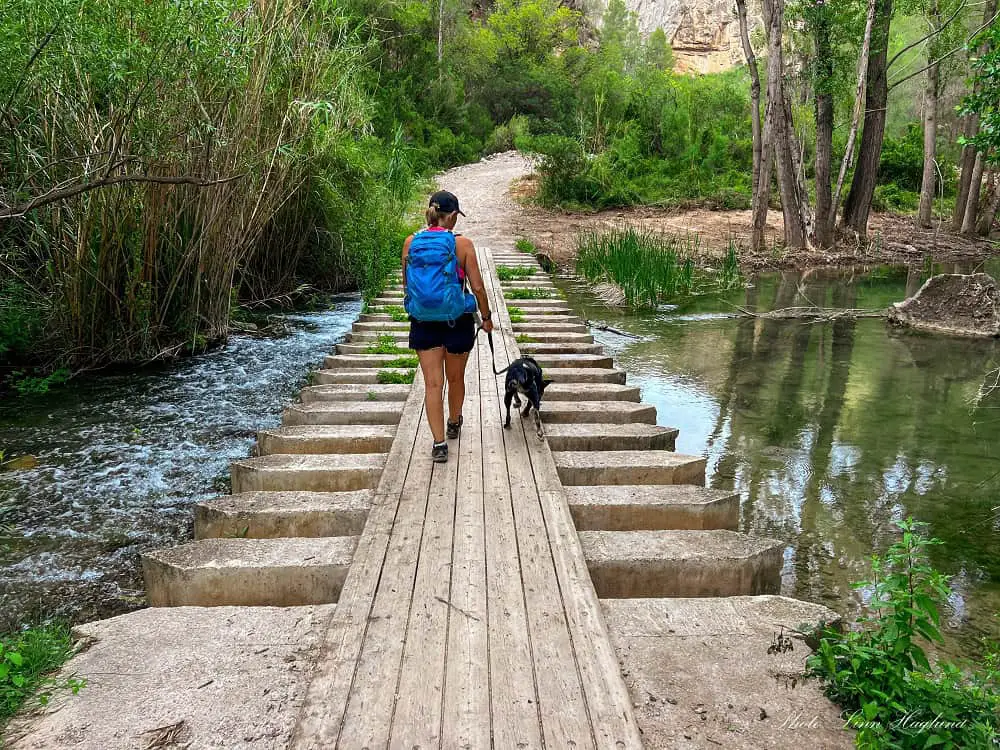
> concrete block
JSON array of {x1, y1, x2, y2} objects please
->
[
  {"x1": 539, "y1": 401, "x2": 656, "y2": 424},
  {"x1": 230, "y1": 453, "x2": 385, "y2": 493},
  {"x1": 195, "y1": 490, "x2": 372, "y2": 539},
  {"x1": 299, "y1": 384, "x2": 410, "y2": 402},
  {"x1": 543, "y1": 383, "x2": 640, "y2": 401},
  {"x1": 566, "y1": 485, "x2": 738, "y2": 530},
  {"x1": 545, "y1": 424, "x2": 677, "y2": 452},
  {"x1": 553, "y1": 450, "x2": 705, "y2": 486},
  {"x1": 282, "y1": 401, "x2": 404, "y2": 426},
  {"x1": 257, "y1": 425, "x2": 395, "y2": 455}
]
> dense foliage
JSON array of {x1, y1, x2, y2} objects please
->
[
  {"x1": 1, "y1": 623, "x2": 83, "y2": 725},
  {"x1": 808, "y1": 519, "x2": 1000, "y2": 749}
]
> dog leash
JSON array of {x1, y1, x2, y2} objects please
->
[{"x1": 473, "y1": 313, "x2": 513, "y2": 376}]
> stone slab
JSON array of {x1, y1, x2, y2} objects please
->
[
  {"x1": 512, "y1": 322, "x2": 590, "y2": 333},
  {"x1": 5, "y1": 606, "x2": 334, "y2": 750},
  {"x1": 195, "y1": 490, "x2": 372, "y2": 539},
  {"x1": 602, "y1": 597, "x2": 853, "y2": 749},
  {"x1": 554, "y1": 450, "x2": 705, "y2": 486},
  {"x1": 530, "y1": 353, "x2": 614, "y2": 368},
  {"x1": 519, "y1": 342, "x2": 605, "y2": 355},
  {"x1": 323, "y1": 354, "x2": 418, "y2": 369},
  {"x1": 258, "y1": 425, "x2": 396, "y2": 455},
  {"x1": 313, "y1": 368, "x2": 414, "y2": 385},
  {"x1": 543, "y1": 383, "x2": 640, "y2": 401},
  {"x1": 545, "y1": 424, "x2": 677, "y2": 452},
  {"x1": 540, "y1": 367, "x2": 627, "y2": 384},
  {"x1": 566, "y1": 485, "x2": 738, "y2": 531},
  {"x1": 300, "y1": 384, "x2": 410, "y2": 402},
  {"x1": 539, "y1": 401, "x2": 657, "y2": 424},
  {"x1": 142, "y1": 536, "x2": 357, "y2": 606},
  {"x1": 230, "y1": 453, "x2": 385, "y2": 493},
  {"x1": 580, "y1": 530, "x2": 783, "y2": 597},
  {"x1": 282, "y1": 401, "x2": 404, "y2": 426}
]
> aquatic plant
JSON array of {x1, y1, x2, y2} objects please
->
[
  {"x1": 376, "y1": 369, "x2": 416, "y2": 384},
  {"x1": 505, "y1": 288, "x2": 554, "y2": 300},
  {"x1": 807, "y1": 519, "x2": 1000, "y2": 749},
  {"x1": 575, "y1": 227, "x2": 742, "y2": 307},
  {"x1": 497, "y1": 265, "x2": 537, "y2": 281}
]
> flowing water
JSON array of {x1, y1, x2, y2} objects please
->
[
  {"x1": 559, "y1": 261, "x2": 1000, "y2": 661},
  {"x1": 0, "y1": 297, "x2": 360, "y2": 632}
]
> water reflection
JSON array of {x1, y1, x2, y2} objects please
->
[
  {"x1": 561, "y1": 265, "x2": 1000, "y2": 659},
  {"x1": 0, "y1": 298, "x2": 360, "y2": 630}
]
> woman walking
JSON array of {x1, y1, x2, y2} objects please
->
[{"x1": 403, "y1": 190, "x2": 493, "y2": 463}]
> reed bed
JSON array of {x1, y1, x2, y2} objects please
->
[{"x1": 575, "y1": 227, "x2": 742, "y2": 307}]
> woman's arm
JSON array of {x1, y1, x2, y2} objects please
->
[
  {"x1": 456, "y1": 236, "x2": 493, "y2": 332},
  {"x1": 401, "y1": 235, "x2": 413, "y2": 290}
]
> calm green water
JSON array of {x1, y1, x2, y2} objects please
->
[{"x1": 559, "y1": 262, "x2": 1000, "y2": 660}]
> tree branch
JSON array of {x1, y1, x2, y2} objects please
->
[
  {"x1": 886, "y1": 0, "x2": 967, "y2": 71},
  {"x1": 0, "y1": 173, "x2": 247, "y2": 220},
  {"x1": 889, "y1": 9, "x2": 1000, "y2": 90}
]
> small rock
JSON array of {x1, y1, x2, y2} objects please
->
[{"x1": 759, "y1": 708, "x2": 768, "y2": 721}]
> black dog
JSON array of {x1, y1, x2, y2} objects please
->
[{"x1": 502, "y1": 356, "x2": 553, "y2": 439}]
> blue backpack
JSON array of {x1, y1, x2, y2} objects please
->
[{"x1": 404, "y1": 230, "x2": 476, "y2": 322}]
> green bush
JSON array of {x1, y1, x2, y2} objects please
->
[
  {"x1": 878, "y1": 125, "x2": 925, "y2": 193},
  {"x1": 873, "y1": 184, "x2": 921, "y2": 213},
  {"x1": 376, "y1": 368, "x2": 416, "y2": 384},
  {"x1": 485, "y1": 115, "x2": 531, "y2": 155},
  {"x1": 808, "y1": 519, "x2": 1000, "y2": 749}
]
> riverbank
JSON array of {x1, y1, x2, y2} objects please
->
[{"x1": 507, "y1": 168, "x2": 998, "y2": 272}]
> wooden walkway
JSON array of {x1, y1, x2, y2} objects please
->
[{"x1": 291, "y1": 248, "x2": 642, "y2": 749}]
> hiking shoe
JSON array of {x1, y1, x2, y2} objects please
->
[
  {"x1": 446, "y1": 415, "x2": 464, "y2": 440},
  {"x1": 432, "y1": 441, "x2": 449, "y2": 463}
]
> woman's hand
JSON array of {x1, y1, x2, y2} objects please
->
[{"x1": 481, "y1": 317, "x2": 494, "y2": 333}]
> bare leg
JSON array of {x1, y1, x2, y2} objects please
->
[
  {"x1": 418, "y1": 347, "x2": 446, "y2": 443},
  {"x1": 444, "y1": 350, "x2": 470, "y2": 423}
]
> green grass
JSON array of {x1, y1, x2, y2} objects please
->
[
  {"x1": 515, "y1": 238, "x2": 536, "y2": 254},
  {"x1": 515, "y1": 333, "x2": 536, "y2": 343},
  {"x1": 2, "y1": 623, "x2": 84, "y2": 724},
  {"x1": 376, "y1": 368, "x2": 416, "y2": 384},
  {"x1": 505, "y1": 288, "x2": 554, "y2": 300},
  {"x1": 365, "y1": 334, "x2": 410, "y2": 355},
  {"x1": 496, "y1": 265, "x2": 537, "y2": 281},
  {"x1": 370, "y1": 305, "x2": 408, "y2": 322},
  {"x1": 575, "y1": 227, "x2": 742, "y2": 308},
  {"x1": 383, "y1": 355, "x2": 419, "y2": 369},
  {"x1": 508, "y1": 306, "x2": 525, "y2": 323}
]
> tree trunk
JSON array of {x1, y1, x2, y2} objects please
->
[
  {"x1": 831, "y1": 0, "x2": 877, "y2": 227},
  {"x1": 917, "y1": 57, "x2": 939, "y2": 228},
  {"x1": 952, "y1": 0, "x2": 997, "y2": 230},
  {"x1": 961, "y1": 151, "x2": 985, "y2": 234},
  {"x1": 751, "y1": 0, "x2": 779, "y2": 251},
  {"x1": 437, "y1": 0, "x2": 445, "y2": 68},
  {"x1": 841, "y1": 0, "x2": 893, "y2": 238},
  {"x1": 978, "y1": 170, "x2": 1000, "y2": 236},
  {"x1": 814, "y1": 5, "x2": 835, "y2": 248},
  {"x1": 735, "y1": 0, "x2": 762, "y2": 198}
]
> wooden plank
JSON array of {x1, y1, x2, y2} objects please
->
[
  {"x1": 389, "y1": 394, "x2": 463, "y2": 747},
  {"x1": 482, "y1": 251, "x2": 598, "y2": 750},
  {"x1": 336, "y1": 415, "x2": 436, "y2": 748},
  {"x1": 440, "y1": 341, "x2": 492, "y2": 748},
  {"x1": 290, "y1": 372, "x2": 426, "y2": 750},
  {"x1": 478, "y1": 247, "x2": 545, "y2": 749}
]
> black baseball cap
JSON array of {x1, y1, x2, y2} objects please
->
[{"x1": 429, "y1": 190, "x2": 465, "y2": 216}]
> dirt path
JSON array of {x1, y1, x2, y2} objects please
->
[{"x1": 436, "y1": 152, "x2": 997, "y2": 271}]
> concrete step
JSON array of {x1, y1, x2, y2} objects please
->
[
  {"x1": 509, "y1": 309, "x2": 576, "y2": 318},
  {"x1": 501, "y1": 281, "x2": 555, "y2": 288},
  {"x1": 553, "y1": 450, "x2": 705, "y2": 486},
  {"x1": 142, "y1": 537, "x2": 357, "y2": 607},
  {"x1": 519, "y1": 342, "x2": 604, "y2": 355},
  {"x1": 544, "y1": 383, "x2": 640, "y2": 401},
  {"x1": 511, "y1": 332, "x2": 594, "y2": 343},
  {"x1": 353, "y1": 321, "x2": 409, "y2": 332},
  {"x1": 542, "y1": 367, "x2": 627, "y2": 384},
  {"x1": 231, "y1": 453, "x2": 385, "y2": 493},
  {"x1": 513, "y1": 322, "x2": 589, "y2": 333},
  {"x1": 336, "y1": 342, "x2": 415, "y2": 355},
  {"x1": 372, "y1": 295, "x2": 404, "y2": 303},
  {"x1": 347, "y1": 332, "x2": 409, "y2": 344},
  {"x1": 257, "y1": 425, "x2": 396, "y2": 455},
  {"x1": 312, "y1": 368, "x2": 414, "y2": 385},
  {"x1": 358, "y1": 313, "x2": 405, "y2": 323},
  {"x1": 324, "y1": 354, "x2": 417, "y2": 369},
  {"x1": 566, "y1": 485, "x2": 738, "y2": 531},
  {"x1": 530, "y1": 353, "x2": 613, "y2": 368},
  {"x1": 283, "y1": 401, "x2": 404, "y2": 426},
  {"x1": 579, "y1": 530, "x2": 783, "y2": 598},
  {"x1": 504, "y1": 298, "x2": 565, "y2": 307},
  {"x1": 540, "y1": 401, "x2": 656, "y2": 424},
  {"x1": 545, "y1": 424, "x2": 677, "y2": 452},
  {"x1": 195, "y1": 490, "x2": 372, "y2": 539},
  {"x1": 300, "y1": 384, "x2": 410, "y2": 402}
]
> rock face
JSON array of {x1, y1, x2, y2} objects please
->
[
  {"x1": 889, "y1": 273, "x2": 1000, "y2": 338},
  {"x1": 591, "y1": 0, "x2": 752, "y2": 73}
]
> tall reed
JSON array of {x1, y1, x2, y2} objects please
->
[{"x1": 575, "y1": 227, "x2": 742, "y2": 307}]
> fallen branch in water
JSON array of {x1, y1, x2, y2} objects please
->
[
  {"x1": 584, "y1": 320, "x2": 641, "y2": 338},
  {"x1": 731, "y1": 305, "x2": 888, "y2": 321}
]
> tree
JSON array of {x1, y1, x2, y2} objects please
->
[{"x1": 841, "y1": 0, "x2": 893, "y2": 238}]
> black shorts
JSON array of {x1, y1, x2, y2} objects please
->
[{"x1": 408, "y1": 314, "x2": 476, "y2": 354}]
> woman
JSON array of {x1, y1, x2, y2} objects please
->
[{"x1": 403, "y1": 190, "x2": 493, "y2": 463}]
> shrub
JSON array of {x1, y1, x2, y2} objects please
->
[
  {"x1": 484, "y1": 115, "x2": 531, "y2": 155},
  {"x1": 808, "y1": 519, "x2": 1000, "y2": 749},
  {"x1": 505, "y1": 287, "x2": 554, "y2": 299},
  {"x1": 376, "y1": 368, "x2": 416, "y2": 384},
  {"x1": 1, "y1": 623, "x2": 84, "y2": 724},
  {"x1": 365, "y1": 335, "x2": 410, "y2": 355},
  {"x1": 496, "y1": 265, "x2": 536, "y2": 280}
]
